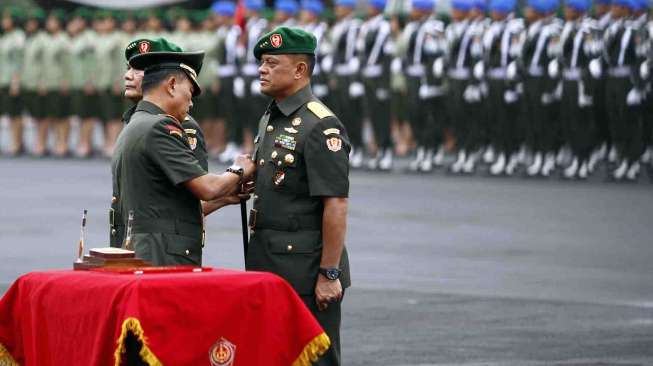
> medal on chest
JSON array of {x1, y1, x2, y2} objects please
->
[
  {"x1": 274, "y1": 134, "x2": 297, "y2": 151},
  {"x1": 273, "y1": 170, "x2": 286, "y2": 186}
]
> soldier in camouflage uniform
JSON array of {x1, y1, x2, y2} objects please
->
[{"x1": 0, "y1": 7, "x2": 26, "y2": 156}]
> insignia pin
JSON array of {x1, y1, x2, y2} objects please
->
[
  {"x1": 292, "y1": 117, "x2": 302, "y2": 126},
  {"x1": 266, "y1": 125, "x2": 274, "y2": 132},
  {"x1": 285, "y1": 154, "x2": 295, "y2": 164}
]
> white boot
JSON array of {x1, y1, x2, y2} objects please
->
[
  {"x1": 588, "y1": 149, "x2": 601, "y2": 173},
  {"x1": 541, "y1": 153, "x2": 556, "y2": 177},
  {"x1": 450, "y1": 150, "x2": 466, "y2": 174},
  {"x1": 626, "y1": 161, "x2": 640, "y2": 181},
  {"x1": 608, "y1": 146, "x2": 618, "y2": 163},
  {"x1": 556, "y1": 146, "x2": 570, "y2": 166},
  {"x1": 462, "y1": 153, "x2": 477, "y2": 174},
  {"x1": 350, "y1": 148, "x2": 363, "y2": 169},
  {"x1": 578, "y1": 161, "x2": 589, "y2": 179},
  {"x1": 527, "y1": 152, "x2": 543, "y2": 176},
  {"x1": 483, "y1": 146, "x2": 495, "y2": 164},
  {"x1": 505, "y1": 154, "x2": 519, "y2": 176},
  {"x1": 517, "y1": 145, "x2": 527, "y2": 164},
  {"x1": 433, "y1": 145, "x2": 445, "y2": 167},
  {"x1": 490, "y1": 153, "x2": 506, "y2": 175},
  {"x1": 367, "y1": 151, "x2": 380, "y2": 170},
  {"x1": 613, "y1": 160, "x2": 628, "y2": 180},
  {"x1": 379, "y1": 148, "x2": 393, "y2": 171},
  {"x1": 409, "y1": 147, "x2": 425, "y2": 171},
  {"x1": 563, "y1": 157, "x2": 579, "y2": 179},
  {"x1": 420, "y1": 148, "x2": 434, "y2": 172},
  {"x1": 641, "y1": 147, "x2": 652, "y2": 164}
]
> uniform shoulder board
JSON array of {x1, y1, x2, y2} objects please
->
[{"x1": 307, "y1": 101, "x2": 334, "y2": 119}]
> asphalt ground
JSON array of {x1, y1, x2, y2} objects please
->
[{"x1": 0, "y1": 156, "x2": 652, "y2": 366}]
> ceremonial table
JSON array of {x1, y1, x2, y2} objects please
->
[{"x1": 0, "y1": 268, "x2": 329, "y2": 366}]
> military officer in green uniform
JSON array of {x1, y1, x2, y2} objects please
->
[
  {"x1": 111, "y1": 47, "x2": 255, "y2": 266},
  {"x1": 246, "y1": 27, "x2": 351, "y2": 366},
  {"x1": 110, "y1": 38, "x2": 211, "y2": 248}
]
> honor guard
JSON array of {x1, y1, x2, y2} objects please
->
[
  {"x1": 402, "y1": 0, "x2": 447, "y2": 172},
  {"x1": 210, "y1": 1, "x2": 241, "y2": 160},
  {"x1": 326, "y1": 0, "x2": 365, "y2": 168},
  {"x1": 273, "y1": 0, "x2": 300, "y2": 27},
  {"x1": 357, "y1": 0, "x2": 396, "y2": 170},
  {"x1": 603, "y1": 0, "x2": 645, "y2": 180},
  {"x1": 483, "y1": 0, "x2": 525, "y2": 175},
  {"x1": 519, "y1": 0, "x2": 562, "y2": 177},
  {"x1": 236, "y1": 0, "x2": 269, "y2": 156},
  {"x1": 298, "y1": 0, "x2": 331, "y2": 103},
  {"x1": 112, "y1": 44, "x2": 255, "y2": 265},
  {"x1": 558, "y1": 0, "x2": 602, "y2": 179},
  {"x1": 590, "y1": 0, "x2": 613, "y2": 169},
  {"x1": 0, "y1": 7, "x2": 26, "y2": 156},
  {"x1": 21, "y1": 9, "x2": 47, "y2": 156},
  {"x1": 248, "y1": 27, "x2": 351, "y2": 366}
]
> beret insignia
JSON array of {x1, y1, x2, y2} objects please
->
[
  {"x1": 138, "y1": 40, "x2": 150, "y2": 54},
  {"x1": 270, "y1": 33, "x2": 283, "y2": 48}
]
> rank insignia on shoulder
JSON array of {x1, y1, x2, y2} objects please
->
[
  {"x1": 284, "y1": 127, "x2": 299, "y2": 134},
  {"x1": 323, "y1": 128, "x2": 340, "y2": 135},
  {"x1": 307, "y1": 101, "x2": 334, "y2": 119},
  {"x1": 326, "y1": 137, "x2": 342, "y2": 152},
  {"x1": 291, "y1": 117, "x2": 302, "y2": 126},
  {"x1": 164, "y1": 124, "x2": 184, "y2": 138}
]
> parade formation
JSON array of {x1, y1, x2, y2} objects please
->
[{"x1": 0, "y1": 0, "x2": 652, "y2": 182}]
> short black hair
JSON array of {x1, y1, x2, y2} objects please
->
[
  {"x1": 141, "y1": 68, "x2": 188, "y2": 96},
  {"x1": 295, "y1": 54, "x2": 316, "y2": 76}
]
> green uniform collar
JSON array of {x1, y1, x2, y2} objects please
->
[
  {"x1": 136, "y1": 100, "x2": 167, "y2": 115},
  {"x1": 275, "y1": 85, "x2": 313, "y2": 117}
]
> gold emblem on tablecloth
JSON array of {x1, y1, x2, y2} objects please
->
[{"x1": 209, "y1": 337, "x2": 236, "y2": 366}]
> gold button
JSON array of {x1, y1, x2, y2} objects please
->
[
  {"x1": 287, "y1": 244, "x2": 293, "y2": 251},
  {"x1": 185, "y1": 249, "x2": 190, "y2": 255},
  {"x1": 111, "y1": 229, "x2": 117, "y2": 236},
  {"x1": 284, "y1": 154, "x2": 294, "y2": 164},
  {"x1": 259, "y1": 159, "x2": 265, "y2": 166},
  {"x1": 292, "y1": 117, "x2": 302, "y2": 126},
  {"x1": 111, "y1": 196, "x2": 117, "y2": 203},
  {"x1": 266, "y1": 125, "x2": 273, "y2": 132}
]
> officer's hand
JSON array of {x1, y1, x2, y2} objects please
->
[
  {"x1": 234, "y1": 154, "x2": 256, "y2": 179},
  {"x1": 315, "y1": 275, "x2": 342, "y2": 312}
]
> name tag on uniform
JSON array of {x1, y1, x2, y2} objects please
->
[{"x1": 274, "y1": 134, "x2": 296, "y2": 151}]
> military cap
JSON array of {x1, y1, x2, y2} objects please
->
[
  {"x1": 276, "y1": 0, "x2": 300, "y2": 14},
  {"x1": 413, "y1": 0, "x2": 436, "y2": 10},
  {"x1": 49, "y1": 9, "x2": 67, "y2": 22},
  {"x1": 212, "y1": 1, "x2": 237, "y2": 16},
  {"x1": 527, "y1": 0, "x2": 558, "y2": 12},
  {"x1": 94, "y1": 9, "x2": 113, "y2": 20},
  {"x1": 451, "y1": 0, "x2": 473, "y2": 10},
  {"x1": 369, "y1": 0, "x2": 387, "y2": 9},
  {"x1": 254, "y1": 26, "x2": 317, "y2": 60},
  {"x1": 3, "y1": 6, "x2": 25, "y2": 20},
  {"x1": 594, "y1": 0, "x2": 611, "y2": 5},
  {"x1": 245, "y1": 0, "x2": 266, "y2": 10},
  {"x1": 301, "y1": 0, "x2": 325, "y2": 14},
  {"x1": 129, "y1": 38, "x2": 205, "y2": 97},
  {"x1": 27, "y1": 8, "x2": 46, "y2": 21},
  {"x1": 72, "y1": 7, "x2": 93, "y2": 20},
  {"x1": 489, "y1": 0, "x2": 516, "y2": 12},
  {"x1": 166, "y1": 7, "x2": 189, "y2": 22},
  {"x1": 566, "y1": 0, "x2": 590, "y2": 11},
  {"x1": 473, "y1": 0, "x2": 487, "y2": 10},
  {"x1": 190, "y1": 9, "x2": 211, "y2": 22},
  {"x1": 334, "y1": 0, "x2": 356, "y2": 7}
]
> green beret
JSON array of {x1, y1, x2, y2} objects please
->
[
  {"x1": 27, "y1": 8, "x2": 46, "y2": 21},
  {"x1": 190, "y1": 9, "x2": 210, "y2": 23},
  {"x1": 128, "y1": 38, "x2": 204, "y2": 97},
  {"x1": 3, "y1": 6, "x2": 25, "y2": 20},
  {"x1": 254, "y1": 27, "x2": 317, "y2": 60},
  {"x1": 94, "y1": 9, "x2": 113, "y2": 20},
  {"x1": 49, "y1": 9, "x2": 67, "y2": 22},
  {"x1": 166, "y1": 7, "x2": 189, "y2": 22},
  {"x1": 73, "y1": 7, "x2": 93, "y2": 20}
]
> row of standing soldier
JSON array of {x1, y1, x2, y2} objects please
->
[{"x1": 1, "y1": 0, "x2": 652, "y2": 181}]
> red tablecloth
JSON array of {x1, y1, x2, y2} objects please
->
[{"x1": 0, "y1": 268, "x2": 329, "y2": 366}]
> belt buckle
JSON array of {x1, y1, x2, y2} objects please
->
[{"x1": 248, "y1": 209, "x2": 257, "y2": 230}]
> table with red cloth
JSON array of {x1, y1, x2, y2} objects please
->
[{"x1": 0, "y1": 268, "x2": 329, "y2": 366}]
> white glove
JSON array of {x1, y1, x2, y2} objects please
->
[
  {"x1": 348, "y1": 57, "x2": 361, "y2": 73},
  {"x1": 349, "y1": 82, "x2": 365, "y2": 98},
  {"x1": 433, "y1": 57, "x2": 444, "y2": 78},
  {"x1": 419, "y1": 84, "x2": 429, "y2": 99},
  {"x1": 626, "y1": 88, "x2": 642, "y2": 106},
  {"x1": 504, "y1": 90, "x2": 518, "y2": 103},
  {"x1": 548, "y1": 59, "x2": 560, "y2": 78},
  {"x1": 233, "y1": 77, "x2": 245, "y2": 98},
  {"x1": 250, "y1": 80, "x2": 261, "y2": 95},
  {"x1": 589, "y1": 58, "x2": 602, "y2": 79},
  {"x1": 463, "y1": 85, "x2": 481, "y2": 103},
  {"x1": 473, "y1": 61, "x2": 485, "y2": 80},
  {"x1": 391, "y1": 58, "x2": 402, "y2": 74},
  {"x1": 641, "y1": 60, "x2": 650, "y2": 80},
  {"x1": 321, "y1": 55, "x2": 333, "y2": 73},
  {"x1": 313, "y1": 84, "x2": 329, "y2": 98},
  {"x1": 541, "y1": 93, "x2": 553, "y2": 105},
  {"x1": 376, "y1": 88, "x2": 389, "y2": 100},
  {"x1": 507, "y1": 61, "x2": 518, "y2": 80}
]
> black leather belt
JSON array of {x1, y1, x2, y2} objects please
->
[
  {"x1": 249, "y1": 209, "x2": 322, "y2": 232},
  {"x1": 132, "y1": 218, "x2": 202, "y2": 238}
]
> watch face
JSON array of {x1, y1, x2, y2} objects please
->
[{"x1": 326, "y1": 269, "x2": 340, "y2": 280}]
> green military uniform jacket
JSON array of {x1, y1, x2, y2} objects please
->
[
  {"x1": 246, "y1": 85, "x2": 352, "y2": 296},
  {"x1": 0, "y1": 29, "x2": 25, "y2": 88},
  {"x1": 110, "y1": 100, "x2": 207, "y2": 266},
  {"x1": 21, "y1": 30, "x2": 48, "y2": 91},
  {"x1": 41, "y1": 31, "x2": 70, "y2": 91}
]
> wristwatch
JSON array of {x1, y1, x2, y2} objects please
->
[
  {"x1": 318, "y1": 267, "x2": 342, "y2": 281},
  {"x1": 226, "y1": 164, "x2": 244, "y2": 181}
]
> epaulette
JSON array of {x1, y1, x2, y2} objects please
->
[{"x1": 307, "y1": 101, "x2": 334, "y2": 119}]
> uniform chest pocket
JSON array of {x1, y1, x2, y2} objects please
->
[{"x1": 268, "y1": 150, "x2": 303, "y2": 192}]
